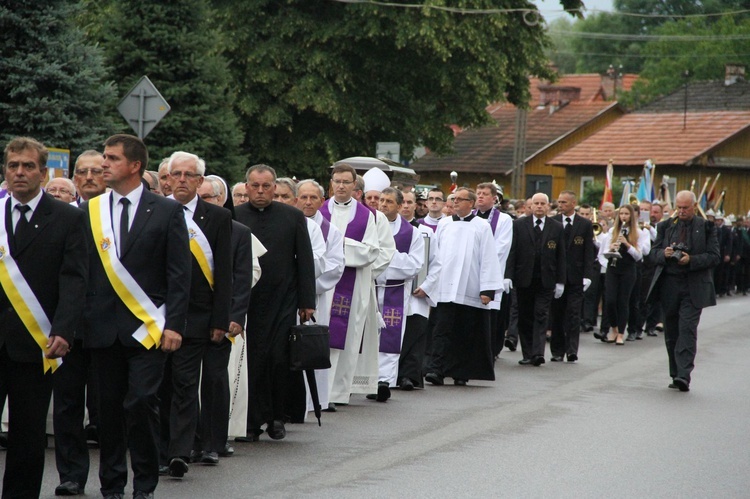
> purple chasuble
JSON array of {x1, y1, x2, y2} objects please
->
[
  {"x1": 379, "y1": 216, "x2": 413, "y2": 354},
  {"x1": 319, "y1": 199, "x2": 370, "y2": 349}
]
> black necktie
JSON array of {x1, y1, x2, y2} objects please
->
[
  {"x1": 14, "y1": 204, "x2": 31, "y2": 240},
  {"x1": 119, "y1": 198, "x2": 130, "y2": 251},
  {"x1": 534, "y1": 218, "x2": 542, "y2": 241},
  {"x1": 564, "y1": 217, "x2": 572, "y2": 243}
]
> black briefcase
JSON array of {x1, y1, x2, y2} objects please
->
[{"x1": 288, "y1": 319, "x2": 331, "y2": 371}]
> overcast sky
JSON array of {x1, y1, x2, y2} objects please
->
[{"x1": 535, "y1": 0, "x2": 615, "y2": 23}]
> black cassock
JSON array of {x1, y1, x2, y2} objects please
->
[{"x1": 235, "y1": 201, "x2": 316, "y2": 432}]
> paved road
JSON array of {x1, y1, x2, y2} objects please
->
[{"x1": 4, "y1": 295, "x2": 750, "y2": 498}]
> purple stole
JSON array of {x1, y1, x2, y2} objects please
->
[
  {"x1": 473, "y1": 208, "x2": 500, "y2": 235},
  {"x1": 417, "y1": 217, "x2": 438, "y2": 232},
  {"x1": 318, "y1": 215, "x2": 331, "y2": 243},
  {"x1": 379, "y1": 216, "x2": 413, "y2": 354},
  {"x1": 319, "y1": 199, "x2": 371, "y2": 349}
]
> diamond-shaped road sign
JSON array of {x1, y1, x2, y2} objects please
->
[{"x1": 117, "y1": 76, "x2": 170, "y2": 139}]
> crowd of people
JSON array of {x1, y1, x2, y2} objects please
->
[{"x1": 0, "y1": 134, "x2": 722, "y2": 498}]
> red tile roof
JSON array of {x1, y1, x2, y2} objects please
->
[
  {"x1": 412, "y1": 73, "x2": 635, "y2": 174},
  {"x1": 548, "y1": 111, "x2": 750, "y2": 167}
]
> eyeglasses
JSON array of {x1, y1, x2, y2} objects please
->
[
  {"x1": 170, "y1": 171, "x2": 202, "y2": 180},
  {"x1": 331, "y1": 179, "x2": 354, "y2": 186},
  {"x1": 74, "y1": 168, "x2": 104, "y2": 177},
  {"x1": 427, "y1": 196, "x2": 444, "y2": 202},
  {"x1": 453, "y1": 197, "x2": 471, "y2": 203},
  {"x1": 46, "y1": 187, "x2": 74, "y2": 196}
]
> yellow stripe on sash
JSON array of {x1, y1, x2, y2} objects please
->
[
  {"x1": 190, "y1": 237, "x2": 214, "y2": 289},
  {"x1": 0, "y1": 255, "x2": 60, "y2": 373},
  {"x1": 89, "y1": 197, "x2": 161, "y2": 349}
]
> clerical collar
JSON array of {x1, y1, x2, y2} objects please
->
[
  {"x1": 476, "y1": 208, "x2": 492, "y2": 219},
  {"x1": 452, "y1": 214, "x2": 475, "y2": 222},
  {"x1": 333, "y1": 198, "x2": 353, "y2": 206}
]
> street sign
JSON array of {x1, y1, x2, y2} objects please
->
[
  {"x1": 117, "y1": 76, "x2": 170, "y2": 139},
  {"x1": 376, "y1": 142, "x2": 400, "y2": 163}
]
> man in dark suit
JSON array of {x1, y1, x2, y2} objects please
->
[
  {"x1": 234, "y1": 164, "x2": 316, "y2": 441},
  {"x1": 551, "y1": 191, "x2": 595, "y2": 363},
  {"x1": 52, "y1": 150, "x2": 108, "y2": 497},
  {"x1": 81, "y1": 134, "x2": 191, "y2": 499},
  {"x1": 0, "y1": 137, "x2": 88, "y2": 498},
  {"x1": 505, "y1": 192, "x2": 566, "y2": 366},
  {"x1": 158, "y1": 152, "x2": 232, "y2": 477},
  {"x1": 648, "y1": 190, "x2": 719, "y2": 392}
]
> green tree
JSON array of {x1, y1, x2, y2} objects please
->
[
  {"x1": 94, "y1": 0, "x2": 246, "y2": 181},
  {"x1": 0, "y1": 0, "x2": 117, "y2": 157},
  {"x1": 215, "y1": 0, "x2": 583, "y2": 180},
  {"x1": 546, "y1": 17, "x2": 578, "y2": 74},
  {"x1": 621, "y1": 15, "x2": 750, "y2": 106}
]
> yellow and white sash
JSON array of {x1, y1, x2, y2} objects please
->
[
  {"x1": 0, "y1": 198, "x2": 61, "y2": 372},
  {"x1": 89, "y1": 195, "x2": 165, "y2": 349},
  {"x1": 184, "y1": 213, "x2": 214, "y2": 289}
]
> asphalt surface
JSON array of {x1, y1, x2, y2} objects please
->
[{"x1": 3, "y1": 294, "x2": 750, "y2": 498}]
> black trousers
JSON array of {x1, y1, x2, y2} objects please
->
[
  {"x1": 582, "y1": 263, "x2": 602, "y2": 329},
  {"x1": 605, "y1": 264, "x2": 637, "y2": 333},
  {"x1": 627, "y1": 263, "x2": 643, "y2": 335},
  {"x1": 198, "y1": 338, "x2": 232, "y2": 451},
  {"x1": 0, "y1": 347, "x2": 52, "y2": 499},
  {"x1": 92, "y1": 341, "x2": 166, "y2": 496},
  {"x1": 53, "y1": 339, "x2": 98, "y2": 488},
  {"x1": 551, "y1": 284, "x2": 584, "y2": 357},
  {"x1": 516, "y1": 280, "x2": 553, "y2": 360},
  {"x1": 505, "y1": 288, "x2": 519, "y2": 344},
  {"x1": 660, "y1": 274, "x2": 702, "y2": 383},
  {"x1": 159, "y1": 337, "x2": 207, "y2": 462},
  {"x1": 399, "y1": 313, "x2": 428, "y2": 387},
  {"x1": 490, "y1": 292, "x2": 511, "y2": 357}
]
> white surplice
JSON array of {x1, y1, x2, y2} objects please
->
[
  {"x1": 481, "y1": 208, "x2": 513, "y2": 311},
  {"x1": 326, "y1": 199, "x2": 380, "y2": 404},
  {"x1": 409, "y1": 224, "x2": 438, "y2": 319},
  {"x1": 375, "y1": 216, "x2": 423, "y2": 386}
]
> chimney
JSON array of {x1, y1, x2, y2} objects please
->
[
  {"x1": 537, "y1": 84, "x2": 581, "y2": 113},
  {"x1": 725, "y1": 63, "x2": 746, "y2": 86}
]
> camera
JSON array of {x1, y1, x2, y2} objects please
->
[{"x1": 669, "y1": 242, "x2": 689, "y2": 261}]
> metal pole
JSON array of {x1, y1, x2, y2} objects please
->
[{"x1": 138, "y1": 87, "x2": 146, "y2": 139}]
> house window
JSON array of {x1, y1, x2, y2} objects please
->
[{"x1": 580, "y1": 176, "x2": 594, "y2": 198}]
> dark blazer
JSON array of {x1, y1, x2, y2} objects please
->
[
  {"x1": 505, "y1": 215, "x2": 566, "y2": 290},
  {"x1": 81, "y1": 189, "x2": 191, "y2": 348},
  {"x1": 0, "y1": 194, "x2": 88, "y2": 363},
  {"x1": 184, "y1": 197, "x2": 232, "y2": 338},
  {"x1": 648, "y1": 216, "x2": 720, "y2": 309},
  {"x1": 230, "y1": 220, "x2": 253, "y2": 326},
  {"x1": 553, "y1": 213, "x2": 596, "y2": 284}
]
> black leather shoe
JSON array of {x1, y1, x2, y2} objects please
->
[
  {"x1": 668, "y1": 382, "x2": 678, "y2": 389},
  {"x1": 189, "y1": 449, "x2": 202, "y2": 463},
  {"x1": 159, "y1": 465, "x2": 170, "y2": 476},
  {"x1": 504, "y1": 338, "x2": 517, "y2": 352},
  {"x1": 672, "y1": 377, "x2": 690, "y2": 392},
  {"x1": 376, "y1": 381, "x2": 391, "y2": 402},
  {"x1": 567, "y1": 353, "x2": 578, "y2": 363},
  {"x1": 322, "y1": 403, "x2": 337, "y2": 412},
  {"x1": 55, "y1": 481, "x2": 81, "y2": 496},
  {"x1": 453, "y1": 379, "x2": 467, "y2": 386},
  {"x1": 201, "y1": 451, "x2": 219, "y2": 464},
  {"x1": 635, "y1": 331, "x2": 644, "y2": 340},
  {"x1": 169, "y1": 457, "x2": 189, "y2": 478},
  {"x1": 582, "y1": 324, "x2": 594, "y2": 333},
  {"x1": 103, "y1": 494, "x2": 124, "y2": 499},
  {"x1": 218, "y1": 442, "x2": 234, "y2": 457},
  {"x1": 626, "y1": 333, "x2": 636, "y2": 341},
  {"x1": 425, "y1": 372, "x2": 444, "y2": 386},
  {"x1": 0, "y1": 431, "x2": 8, "y2": 449},
  {"x1": 133, "y1": 492, "x2": 154, "y2": 499},
  {"x1": 646, "y1": 329, "x2": 657, "y2": 337},
  {"x1": 550, "y1": 355, "x2": 564, "y2": 362},
  {"x1": 593, "y1": 331, "x2": 605, "y2": 341},
  {"x1": 518, "y1": 359, "x2": 533, "y2": 365},
  {"x1": 532, "y1": 356, "x2": 545, "y2": 366},
  {"x1": 400, "y1": 377, "x2": 415, "y2": 391},
  {"x1": 267, "y1": 420, "x2": 286, "y2": 440},
  {"x1": 85, "y1": 424, "x2": 99, "y2": 447}
]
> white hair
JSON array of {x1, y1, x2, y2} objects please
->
[
  {"x1": 47, "y1": 177, "x2": 76, "y2": 193},
  {"x1": 167, "y1": 151, "x2": 206, "y2": 176},
  {"x1": 297, "y1": 178, "x2": 325, "y2": 198}
]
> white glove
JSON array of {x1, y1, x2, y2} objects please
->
[
  {"x1": 554, "y1": 283, "x2": 565, "y2": 299},
  {"x1": 503, "y1": 278, "x2": 513, "y2": 294},
  {"x1": 583, "y1": 278, "x2": 591, "y2": 292}
]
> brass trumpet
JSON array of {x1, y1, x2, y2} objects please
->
[{"x1": 592, "y1": 208, "x2": 602, "y2": 236}]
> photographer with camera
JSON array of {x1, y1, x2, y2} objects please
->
[{"x1": 647, "y1": 191, "x2": 719, "y2": 392}]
